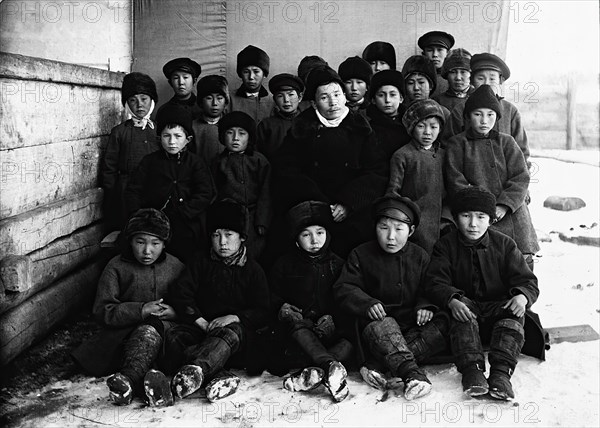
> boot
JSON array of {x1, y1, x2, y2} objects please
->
[
  {"x1": 359, "y1": 366, "x2": 388, "y2": 390},
  {"x1": 283, "y1": 367, "x2": 324, "y2": 392},
  {"x1": 120, "y1": 325, "x2": 162, "y2": 386},
  {"x1": 488, "y1": 366, "x2": 515, "y2": 400},
  {"x1": 171, "y1": 365, "x2": 204, "y2": 399},
  {"x1": 205, "y1": 371, "x2": 241, "y2": 402},
  {"x1": 143, "y1": 369, "x2": 173, "y2": 407},
  {"x1": 327, "y1": 338, "x2": 353, "y2": 364},
  {"x1": 313, "y1": 315, "x2": 335, "y2": 341},
  {"x1": 323, "y1": 361, "x2": 349, "y2": 402},
  {"x1": 106, "y1": 373, "x2": 134, "y2": 405},
  {"x1": 487, "y1": 319, "x2": 524, "y2": 400},
  {"x1": 407, "y1": 314, "x2": 449, "y2": 363},
  {"x1": 461, "y1": 364, "x2": 489, "y2": 397},
  {"x1": 403, "y1": 368, "x2": 432, "y2": 401}
]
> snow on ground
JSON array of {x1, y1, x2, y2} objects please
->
[{"x1": 7, "y1": 154, "x2": 600, "y2": 428}]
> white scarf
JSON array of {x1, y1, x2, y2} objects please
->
[
  {"x1": 314, "y1": 105, "x2": 350, "y2": 128},
  {"x1": 125, "y1": 99, "x2": 155, "y2": 130}
]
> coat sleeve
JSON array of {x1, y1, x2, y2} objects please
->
[
  {"x1": 424, "y1": 239, "x2": 465, "y2": 307},
  {"x1": 123, "y1": 156, "x2": 147, "y2": 216},
  {"x1": 444, "y1": 134, "x2": 470, "y2": 196},
  {"x1": 167, "y1": 262, "x2": 205, "y2": 325},
  {"x1": 508, "y1": 105, "x2": 530, "y2": 166},
  {"x1": 333, "y1": 250, "x2": 381, "y2": 318},
  {"x1": 102, "y1": 125, "x2": 121, "y2": 190},
  {"x1": 254, "y1": 155, "x2": 272, "y2": 228},
  {"x1": 386, "y1": 150, "x2": 407, "y2": 195},
  {"x1": 178, "y1": 157, "x2": 216, "y2": 221},
  {"x1": 449, "y1": 104, "x2": 465, "y2": 137},
  {"x1": 236, "y1": 264, "x2": 271, "y2": 330},
  {"x1": 268, "y1": 259, "x2": 286, "y2": 315},
  {"x1": 504, "y1": 239, "x2": 539, "y2": 307},
  {"x1": 496, "y1": 136, "x2": 529, "y2": 213}
]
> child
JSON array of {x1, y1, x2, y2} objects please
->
[
  {"x1": 418, "y1": 31, "x2": 455, "y2": 97},
  {"x1": 166, "y1": 199, "x2": 270, "y2": 402},
  {"x1": 338, "y1": 56, "x2": 373, "y2": 116},
  {"x1": 156, "y1": 57, "x2": 202, "y2": 120},
  {"x1": 387, "y1": 99, "x2": 446, "y2": 255},
  {"x1": 191, "y1": 75, "x2": 229, "y2": 165},
  {"x1": 270, "y1": 200, "x2": 351, "y2": 402},
  {"x1": 72, "y1": 209, "x2": 185, "y2": 406},
  {"x1": 229, "y1": 45, "x2": 275, "y2": 122},
  {"x1": 256, "y1": 73, "x2": 304, "y2": 161},
  {"x1": 102, "y1": 72, "x2": 160, "y2": 230},
  {"x1": 212, "y1": 111, "x2": 271, "y2": 260},
  {"x1": 362, "y1": 41, "x2": 397, "y2": 73},
  {"x1": 432, "y1": 48, "x2": 474, "y2": 111},
  {"x1": 445, "y1": 84, "x2": 539, "y2": 269},
  {"x1": 297, "y1": 55, "x2": 329, "y2": 112},
  {"x1": 333, "y1": 195, "x2": 448, "y2": 400},
  {"x1": 425, "y1": 187, "x2": 542, "y2": 400},
  {"x1": 125, "y1": 105, "x2": 216, "y2": 264}
]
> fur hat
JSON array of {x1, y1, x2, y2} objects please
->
[
  {"x1": 441, "y1": 48, "x2": 472, "y2": 78},
  {"x1": 463, "y1": 84, "x2": 502, "y2": 120},
  {"x1": 269, "y1": 73, "x2": 304, "y2": 95},
  {"x1": 121, "y1": 72, "x2": 158, "y2": 106},
  {"x1": 362, "y1": 41, "x2": 397, "y2": 70},
  {"x1": 218, "y1": 111, "x2": 257, "y2": 148},
  {"x1": 304, "y1": 66, "x2": 344, "y2": 101},
  {"x1": 338, "y1": 56, "x2": 373, "y2": 84},
  {"x1": 196, "y1": 75, "x2": 230, "y2": 105},
  {"x1": 402, "y1": 99, "x2": 446, "y2": 135},
  {"x1": 401, "y1": 56, "x2": 437, "y2": 94},
  {"x1": 418, "y1": 31, "x2": 455, "y2": 50},
  {"x1": 156, "y1": 104, "x2": 193, "y2": 136},
  {"x1": 237, "y1": 45, "x2": 270, "y2": 77},
  {"x1": 372, "y1": 194, "x2": 421, "y2": 227},
  {"x1": 207, "y1": 199, "x2": 248, "y2": 238},
  {"x1": 470, "y1": 53, "x2": 511, "y2": 81},
  {"x1": 451, "y1": 186, "x2": 497, "y2": 219},
  {"x1": 162, "y1": 57, "x2": 202, "y2": 80},
  {"x1": 124, "y1": 208, "x2": 170, "y2": 241},
  {"x1": 297, "y1": 56, "x2": 329, "y2": 83},
  {"x1": 287, "y1": 200, "x2": 333, "y2": 238},
  {"x1": 370, "y1": 70, "x2": 405, "y2": 97}
]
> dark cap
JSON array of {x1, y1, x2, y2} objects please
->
[
  {"x1": 207, "y1": 199, "x2": 248, "y2": 238},
  {"x1": 269, "y1": 73, "x2": 305, "y2": 95},
  {"x1": 401, "y1": 55, "x2": 438, "y2": 94},
  {"x1": 370, "y1": 70, "x2": 405, "y2": 97},
  {"x1": 338, "y1": 56, "x2": 373, "y2": 84},
  {"x1": 124, "y1": 208, "x2": 171, "y2": 241},
  {"x1": 196, "y1": 75, "x2": 230, "y2": 105},
  {"x1": 218, "y1": 111, "x2": 257, "y2": 147},
  {"x1": 362, "y1": 41, "x2": 397, "y2": 70},
  {"x1": 162, "y1": 57, "x2": 202, "y2": 80},
  {"x1": 372, "y1": 194, "x2": 421, "y2": 227},
  {"x1": 297, "y1": 55, "x2": 329, "y2": 83},
  {"x1": 156, "y1": 104, "x2": 193, "y2": 136},
  {"x1": 237, "y1": 45, "x2": 270, "y2": 77},
  {"x1": 287, "y1": 200, "x2": 333, "y2": 237},
  {"x1": 418, "y1": 31, "x2": 455, "y2": 50},
  {"x1": 121, "y1": 72, "x2": 158, "y2": 106},
  {"x1": 470, "y1": 53, "x2": 511, "y2": 81},
  {"x1": 451, "y1": 186, "x2": 497, "y2": 219},
  {"x1": 441, "y1": 48, "x2": 472, "y2": 78},
  {"x1": 463, "y1": 84, "x2": 502, "y2": 120},
  {"x1": 304, "y1": 66, "x2": 344, "y2": 101}
]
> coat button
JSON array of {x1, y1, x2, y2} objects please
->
[
  {"x1": 314, "y1": 161, "x2": 319, "y2": 167},
  {"x1": 179, "y1": 198, "x2": 184, "y2": 202},
  {"x1": 173, "y1": 180, "x2": 177, "y2": 184}
]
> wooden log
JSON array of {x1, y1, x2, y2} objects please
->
[
  {"x1": 546, "y1": 324, "x2": 600, "y2": 344},
  {"x1": 566, "y1": 75, "x2": 577, "y2": 150},
  {"x1": 0, "y1": 255, "x2": 31, "y2": 292},
  {"x1": 0, "y1": 188, "x2": 103, "y2": 260}
]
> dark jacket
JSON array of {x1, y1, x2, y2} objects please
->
[
  {"x1": 432, "y1": 86, "x2": 475, "y2": 112},
  {"x1": 366, "y1": 103, "x2": 411, "y2": 164},
  {"x1": 156, "y1": 94, "x2": 202, "y2": 123},
  {"x1": 191, "y1": 117, "x2": 223, "y2": 166},
  {"x1": 256, "y1": 109, "x2": 300, "y2": 161},
  {"x1": 229, "y1": 86, "x2": 275, "y2": 123}
]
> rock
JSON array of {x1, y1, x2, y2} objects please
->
[{"x1": 543, "y1": 196, "x2": 586, "y2": 211}]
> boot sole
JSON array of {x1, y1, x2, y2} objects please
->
[
  {"x1": 205, "y1": 374, "x2": 241, "y2": 402},
  {"x1": 324, "y1": 362, "x2": 349, "y2": 402},
  {"x1": 283, "y1": 367, "x2": 324, "y2": 392},
  {"x1": 465, "y1": 385, "x2": 489, "y2": 397},
  {"x1": 144, "y1": 369, "x2": 174, "y2": 407},
  {"x1": 404, "y1": 379, "x2": 432, "y2": 400},
  {"x1": 171, "y1": 365, "x2": 204, "y2": 399},
  {"x1": 359, "y1": 366, "x2": 388, "y2": 390},
  {"x1": 489, "y1": 388, "x2": 513, "y2": 401},
  {"x1": 107, "y1": 374, "x2": 133, "y2": 406}
]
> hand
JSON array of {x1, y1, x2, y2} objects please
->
[
  {"x1": 142, "y1": 299, "x2": 166, "y2": 319},
  {"x1": 416, "y1": 309, "x2": 433, "y2": 326},
  {"x1": 367, "y1": 303, "x2": 386, "y2": 321},
  {"x1": 494, "y1": 205, "x2": 509, "y2": 223},
  {"x1": 448, "y1": 298, "x2": 476, "y2": 322},
  {"x1": 502, "y1": 294, "x2": 528, "y2": 318},
  {"x1": 208, "y1": 314, "x2": 240, "y2": 331},
  {"x1": 330, "y1": 204, "x2": 349, "y2": 222},
  {"x1": 194, "y1": 317, "x2": 209, "y2": 332},
  {"x1": 256, "y1": 225, "x2": 267, "y2": 236},
  {"x1": 154, "y1": 303, "x2": 176, "y2": 320},
  {"x1": 278, "y1": 303, "x2": 303, "y2": 322}
]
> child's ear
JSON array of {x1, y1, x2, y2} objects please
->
[
  {"x1": 310, "y1": 100, "x2": 317, "y2": 110},
  {"x1": 186, "y1": 135, "x2": 193, "y2": 144},
  {"x1": 297, "y1": 92, "x2": 303, "y2": 102},
  {"x1": 408, "y1": 225, "x2": 416, "y2": 237}
]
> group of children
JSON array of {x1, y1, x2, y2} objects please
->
[{"x1": 79, "y1": 31, "x2": 547, "y2": 408}]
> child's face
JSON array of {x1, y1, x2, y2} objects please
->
[
  {"x1": 447, "y1": 69, "x2": 471, "y2": 92},
  {"x1": 413, "y1": 117, "x2": 441, "y2": 148},
  {"x1": 297, "y1": 225, "x2": 327, "y2": 254},
  {"x1": 211, "y1": 228, "x2": 244, "y2": 258},
  {"x1": 373, "y1": 85, "x2": 402, "y2": 117},
  {"x1": 200, "y1": 93, "x2": 227, "y2": 118},
  {"x1": 343, "y1": 78, "x2": 368, "y2": 103},
  {"x1": 312, "y1": 83, "x2": 347, "y2": 120},
  {"x1": 423, "y1": 47, "x2": 448, "y2": 69},
  {"x1": 131, "y1": 233, "x2": 165, "y2": 265},
  {"x1": 223, "y1": 126, "x2": 250, "y2": 153},
  {"x1": 126, "y1": 94, "x2": 153, "y2": 118},
  {"x1": 161, "y1": 125, "x2": 192, "y2": 155},
  {"x1": 369, "y1": 60, "x2": 391, "y2": 73},
  {"x1": 375, "y1": 217, "x2": 414, "y2": 254},
  {"x1": 472, "y1": 70, "x2": 502, "y2": 94},
  {"x1": 405, "y1": 73, "x2": 431, "y2": 102},
  {"x1": 241, "y1": 66, "x2": 264, "y2": 93},
  {"x1": 274, "y1": 89, "x2": 302, "y2": 114},
  {"x1": 456, "y1": 211, "x2": 491, "y2": 241},
  {"x1": 468, "y1": 108, "x2": 497, "y2": 135},
  {"x1": 170, "y1": 71, "x2": 196, "y2": 99}
]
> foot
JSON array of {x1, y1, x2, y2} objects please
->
[
  {"x1": 205, "y1": 372, "x2": 241, "y2": 402},
  {"x1": 144, "y1": 369, "x2": 173, "y2": 407},
  {"x1": 323, "y1": 361, "x2": 349, "y2": 402},
  {"x1": 462, "y1": 367, "x2": 489, "y2": 397},
  {"x1": 488, "y1": 370, "x2": 515, "y2": 400},
  {"x1": 404, "y1": 370, "x2": 432, "y2": 400},
  {"x1": 283, "y1": 367, "x2": 324, "y2": 392},
  {"x1": 171, "y1": 365, "x2": 204, "y2": 399},
  {"x1": 313, "y1": 315, "x2": 335, "y2": 340},
  {"x1": 359, "y1": 366, "x2": 388, "y2": 390},
  {"x1": 107, "y1": 373, "x2": 133, "y2": 405}
]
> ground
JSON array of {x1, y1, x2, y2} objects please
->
[{"x1": 0, "y1": 153, "x2": 599, "y2": 427}]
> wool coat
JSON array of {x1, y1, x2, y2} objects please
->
[
  {"x1": 366, "y1": 104, "x2": 411, "y2": 164},
  {"x1": 229, "y1": 86, "x2": 275, "y2": 123},
  {"x1": 256, "y1": 109, "x2": 300, "y2": 161},
  {"x1": 191, "y1": 118, "x2": 223, "y2": 166},
  {"x1": 431, "y1": 72, "x2": 449, "y2": 99},
  {"x1": 432, "y1": 86, "x2": 475, "y2": 112},
  {"x1": 445, "y1": 129, "x2": 539, "y2": 254}
]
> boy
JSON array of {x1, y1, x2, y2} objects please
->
[
  {"x1": 166, "y1": 199, "x2": 270, "y2": 402},
  {"x1": 125, "y1": 105, "x2": 216, "y2": 264},
  {"x1": 425, "y1": 187, "x2": 542, "y2": 400},
  {"x1": 229, "y1": 45, "x2": 275, "y2": 122},
  {"x1": 297, "y1": 55, "x2": 329, "y2": 113},
  {"x1": 432, "y1": 48, "x2": 474, "y2": 111},
  {"x1": 256, "y1": 73, "x2": 304, "y2": 161},
  {"x1": 444, "y1": 85, "x2": 539, "y2": 269},
  {"x1": 333, "y1": 195, "x2": 448, "y2": 400},
  {"x1": 418, "y1": 31, "x2": 455, "y2": 97},
  {"x1": 102, "y1": 72, "x2": 160, "y2": 230},
  {"x1": 270, "y1": 200, "x2": 351, "y2": 402},
  {"x1": 338, "y1": 56, "x2": 373, "y2": 116},
  {"x1": 156, "y1": 57, "x2": 202, "y2": 120},
  {"x1": 387, "y1": 99, "x2": 446, "y2": 254},
  {"x1": 362, "y1": 41, "x2": 397, "y2": 73}
]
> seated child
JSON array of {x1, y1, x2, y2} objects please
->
[
  {"x1": 270, "y1": 200, "x2": 351, "y2": 402},
  {"x1": 257, "y1": 73, "x2": 304, "y2": 161},
  {"x1": 212, "y1": 111, "x2": 272, "y2": 260},
  {"x1": 432, "y1": 48, "x2": 474, "y2": 111},
  {"x1": 362, "y1": 41, "x2": 397, "y2": 73},
  {"x1": 229, "y1": 45, "x2": 275, "y2": 122},
  {"x1": 191, "y1": 75, "x2": 229, "y2": 165},
  {"x1": 72, "y1": 209, "x2": 185, "y2": 406},
  {"x1": 425, "y1": 187, "x2": 542, "y2": 400},
  {"x1": 156, "y1": 57, "x2": 202, "y2": 120},
  {"x1": 418, "y1": 31, "x2": 455, "y2": 97},
  {"x1": 333, "y1": 195, "x2": 448, "y2": 400},
  {"x1": 102, "y1": 72, "x2": 160, "y2": 230},
  {"x1": 125, "y1": 105, "x2": 216, "y2": 264},
  {"x1": 444, "y1": 85, "x2": 538, "y2": 269},
  {"x1": 387, "y1": 99, "x2": 446, "y2": 254},
  {"x1": 338, "y1": 56, "x2": 373, "y2": 117},
  {"x1": 166, "y1": 199, "x2": 270, "y2": 402}
]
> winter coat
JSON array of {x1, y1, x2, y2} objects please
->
[
  {"x1": 431, "y1": 72, "x2": 449, "y2": 99},
  {"x1": 191, "y1": 118, "x2": 224, "y2": 166},
  {"x1": 229, "y1": 86, "x2": 275, "y2": 123},
  {"x1": 366, "y1": 104, "x2": 411, "y2": 164},
  {"x1": 347, "y1": 98, "x2": 370, "y2": 119},
  {"x1": 387, "y1": 141, "x2": 445, "y2": 254},
  {"x1": 156, "y1": 94, "x2": 202, "y2": 123},
  {"x1": 432, "y1": 86, "x2": 475, "y2": 112},
  {"x1": 256, "y1": 109, "x2": 300, "y2": 161},
  {"x1": 445, "y1": 129, "x2": 539, "y2": 254}
]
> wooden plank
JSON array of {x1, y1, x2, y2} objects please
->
[
  {"x1": 0, "y1": 188, "x2": 103, "y2": 260},
  {"x1": 566, "y1": 75, "x2": 577, "y2": 150},
  {"x1": 0, "y1": 137, "x2": 106, "y2": 219},
  {"x1": 547, "y1": 324, "x2": 600, "y2": 344}
]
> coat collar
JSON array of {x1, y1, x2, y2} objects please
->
[
  {"x1": 235, "y1": 85, "x2": 269, "y2": 98},
  {"x1": 366, "y1": 104, "x2": 403, "y2": 127},
  {"x1": 289, "y1": 107, "x2": 372, "y2": 139}
]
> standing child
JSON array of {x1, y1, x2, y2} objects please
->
[
  {"x1": 432, "y1": 48, "x2": 474, "y2": 111},
  {"x1": 418, "y1": 31, "x2": 455, "y2": 97},
  {"x1": 362, "y1": 41, "x2": 397, "y2": 73},
  {"x1": 156, "y1": 57, "x2": 202, "y2": 120},
  {"x1": 102, "y1": 72, "x2": 160, "y2": 230},
  {"x1": 297, "y1": 55, "x2": 329, "y2": 112},
  {"x1": 338, "y1": 56, "x2": 373, "y2": 117}
]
